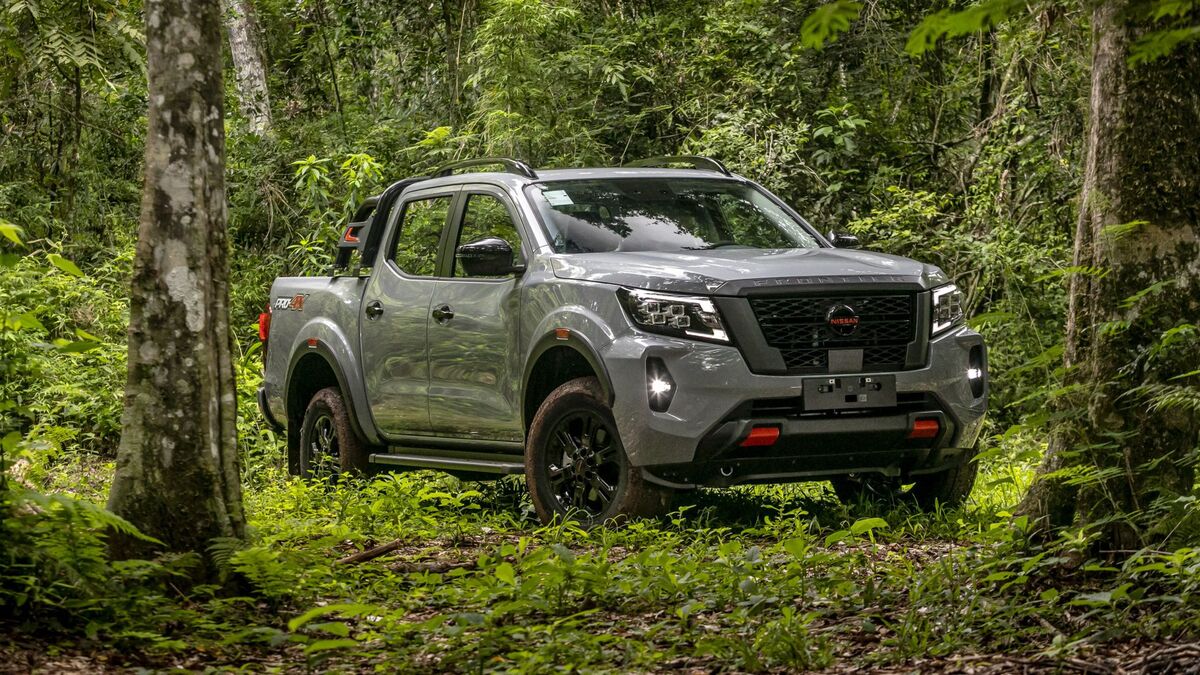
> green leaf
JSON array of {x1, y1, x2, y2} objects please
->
[
  {"x1": 46, "y1": 253, "x2": 84, "y2": 277},
  {"x1": 799, "y1": 1, "x2": 862, "y2": 50},
  {"x1": 824, "y1": 529, "x2": 850, "y2": 547},
  {"x1": 1, "y1": 431, "x2": 21, "y2": 453},
  {"x1": 0, "y1": 220, "x2": 23, "y2": 245},
  {"x1": 1130, "y1": 26, "x2": 1200, "y2": 66},
  {"x1": 850, "y1": 517, "x2": 890, "y2": 536},
  {"x1": 304, "y1": 638, "x2": 358, "y2": 654},
  {"x1": 308, "y1": 621, "x2": 351, "y2": 638},
  {"x1": 494, "y1": 561, "x2": 516, "y2": 585},
  {"x1": 288, "y1": 603, "x2": 378, "y2": 632},
  {"x1": 9, "y1": 312, "x2": 46, "y2": 332},
  {"x1": 968, "y1": 311, "x2": 1016, "y2": 329},
  {"x1": 55, "y1": 339, "x2": 102, "y2": 353},
  {"x1": 906, "y1": 0, "x2": 1025, "y2": 56},
  {"x1": 782, "y1": 538, "x2": 809, "y2": 558}
]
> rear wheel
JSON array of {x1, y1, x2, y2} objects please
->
[
  {"x1": 298, "y1": 387, "x2": 370, "y2": 478},
  {"x1": 830, "y1": 474, "x2": 903, "y2": 505},
  {"x1": 525, "y1": 377, "x2": 671, "y2": 526},
  {"x1": 830, "y1": 444, "x2": 980, "y2": 509}
]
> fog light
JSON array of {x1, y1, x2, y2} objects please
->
[
  {"x1": 646, "y1": 357, "x2": 675, "y2": 412},
  {"x1": 968, "y1": 345, "x2": 985, "y2": 398}
]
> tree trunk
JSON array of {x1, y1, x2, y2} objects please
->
[
  {"x1": 1016, "y1": 1, "x2": 1200, "y2": 550},
  {"x1": 222, "y1": 0, "x2": 272, "y2": 136},
  {"x1": 107, "y1": 0, "x2": 245, "y2": 577}
]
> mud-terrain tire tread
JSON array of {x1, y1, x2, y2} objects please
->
[
  {"x1": 908, "y1": 443, "x2": 980, "y2": 509},
  {"x1": 525, "y1": 376, "x2": 671, "y2": 526},
  {"x1": 299, "y1": 387, "x2": 370, "y2": 477}
]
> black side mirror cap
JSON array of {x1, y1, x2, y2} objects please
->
[
  {"x1": 828, "y1": 231, "x2": 861, "y2": 249},
  {"x1": 456, "y1": 237, "x2": 524, "y2": 276}
]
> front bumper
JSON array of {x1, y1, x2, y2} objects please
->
[{"x1": 603, "y1": 325, "x2": 987, "y2": 486}]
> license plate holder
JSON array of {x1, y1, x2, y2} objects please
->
[{"x1": 802, "y1": 374, "x2": 897, "y2": 411}]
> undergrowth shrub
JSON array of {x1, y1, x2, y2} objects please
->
[{"x1": 0, "y1": 246, "x2": 130, "y2": 457}]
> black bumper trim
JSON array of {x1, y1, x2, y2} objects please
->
[{"x1": 646, "y1": 406, "x2": 962, "y2": 488}]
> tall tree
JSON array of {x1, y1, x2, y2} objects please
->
[
  {"x1": 107, "y1": 0, "x2": 245, "y2": 573},
  {"x1": 1017, "y1": 1, "x2": 1200, "y2": 547},
  {"x1": 222, "y1": 0, "x2": 272, "y2": 136}
]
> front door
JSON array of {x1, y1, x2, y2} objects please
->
[
  {"x1": 427, "y1": 186, "x2": 526, "y2": 441},
  {"x1": 360, "y1": 188, "x2": 456, "y2": 436}
]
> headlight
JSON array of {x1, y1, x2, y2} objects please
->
[
  {"x1": 931, "y1": 283, "x2": 965, "y2": 335},
  {"x1": 617, "y1": 289, "x2": 729, "y2": 343}
]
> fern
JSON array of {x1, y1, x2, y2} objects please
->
[{"x1": 1133, "y1": 383, "x2": 1200, "y2": 415}]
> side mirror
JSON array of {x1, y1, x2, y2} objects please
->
[
  {"x1": 828, "y1": 231, "x2": 861, "y2": 249},
  {"x1": 457, "y1": 237, "x2": 524, "y2": 277}
]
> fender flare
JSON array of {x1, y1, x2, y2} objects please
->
[
  {"x1": 284, "y1": 341, "x2": 375, "y2": 445},
  {"x1": 521, "y1": 330, "x2": 616, "y2": 427}
]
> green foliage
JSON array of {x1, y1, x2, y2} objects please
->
[
  {"x1": 3, "y1": 0, "x2": 1197, "y2": 668},
  {"x1": 799, "y1": 1, "x2": 862, "y2": 49},
  {"x1": 905, "y1": 0, "x2": 1026, "y2": 55},
  {"x1": 1130, "y1": 0, "x2": 1200, "y2": 65}
]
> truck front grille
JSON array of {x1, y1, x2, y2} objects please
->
[{"x1": 749, "y1": 293, "x2": 916, "y2": 373}]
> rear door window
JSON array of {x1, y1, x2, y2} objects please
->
[{"x1": 390, "y1": 195, "x2": 451, "y2": 276}]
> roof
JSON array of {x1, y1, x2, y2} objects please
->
[{"x1": 411, "y1": 167, "x2": 745, "y2": 192}]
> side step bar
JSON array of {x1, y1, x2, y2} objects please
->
[{"x1": 368, "y1": 447, "x2": 525, "y2": 475}]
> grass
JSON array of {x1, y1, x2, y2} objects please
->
[{"x1": 4, "y1": 433, "x2": 1200, "y2": 673}]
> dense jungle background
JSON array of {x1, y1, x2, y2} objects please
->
[{"x1": 1, "y1": 0, "x2": 1198, "y2": 672}]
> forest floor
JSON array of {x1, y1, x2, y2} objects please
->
[{"x1": 4, "y1": 452, "x2": 1200, "y2": 673}]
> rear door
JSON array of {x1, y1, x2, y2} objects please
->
[
  {"x1": 360, "y1": 187, "x2": 457, "y2": 436},
  {"x1": 426, "y1": 185, "x2": 527, "y2": 442}
]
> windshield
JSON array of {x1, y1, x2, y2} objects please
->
[{"x1": 526, "y1": 178, "x2": 821, "y2": 254}]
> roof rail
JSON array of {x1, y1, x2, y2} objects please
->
[
  {"x1": 624, "y1": 155, "x2": 732, "y2": 176},
  {"x1": 432, "y1": 157, "x2": 538, "y2": 179}
]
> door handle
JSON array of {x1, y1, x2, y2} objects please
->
[
  {"x1": 432, "y1": 304, "x2": 454, "y2": 323},
  {"x1": 365, "y1": 300, "x2": 384, "y2": 319}
]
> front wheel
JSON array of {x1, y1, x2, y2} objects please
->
[{"x1": 525, "y1": 377, "x2": 671, "y2": 526}]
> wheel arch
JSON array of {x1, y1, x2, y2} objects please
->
[
  {"x1": 521, "y1": 331, "x2": 615, "y2": 433},
  {"x1": 284, "y1": 343, "x2": 374, "y2": 472}
]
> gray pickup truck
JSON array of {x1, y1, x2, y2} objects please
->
[{"x1": 257, "y1": 156, "x2": 988, "y2": 525}]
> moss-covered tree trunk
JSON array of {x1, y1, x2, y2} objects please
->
[
  {"x1": 222, "y1": 0, "x2": 272, "y2": 136},
  {"x1": 107, "y1": 0, "x2": 245, "y2": 574},
  {"x1": 1017, "y1": 1, "x2": 1200, "y2": 549}
]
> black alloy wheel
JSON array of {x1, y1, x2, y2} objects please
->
[
  {"x1": 545, "y1": 410, "x2": 622, "y2": 516},
  {"x1": 525, "y1": 377, "x2": 671, "y2": 526},
  {"x1": 308, "y1": 411, "x2": 341, "y2": 477}
]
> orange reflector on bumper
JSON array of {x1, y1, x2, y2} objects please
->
[
  {"x1": 908, "y1": 418, "x2": 940, "y2": 440},
  {"x1": 740, "y1": 426, "x2": 780, "y2": 447}
]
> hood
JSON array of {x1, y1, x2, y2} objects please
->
[{"x1": 549, "y1": 247, "x2": 947, "y2": 295}]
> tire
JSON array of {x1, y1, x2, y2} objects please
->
[
  {"x1": 830, "y1": 474, "x2": 903, "y2": 506},
  {"x1": 525, "y1": 377, "x2": 671, "y2": 526},
  {"x1": 908, "y1": 443, "x2": 979, "y2": 509},
  {"x1": 298, "y1": 387, "x2": 370, "y2": 478}
]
